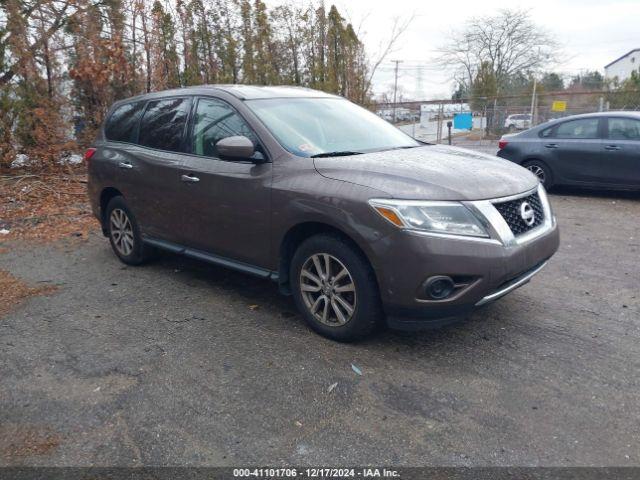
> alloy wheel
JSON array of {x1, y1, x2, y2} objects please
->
[
  {"x1": 109, "y1": 208, "x2": 135, "y2": 256},
  {"x1": 526, "y1": 164, "x2": 546, "y2": 184},
  {"x1": 299, "y1": 253, "x2": 357, "y2": 326}
]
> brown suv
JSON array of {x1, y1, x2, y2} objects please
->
[{"x1": 87, "y1": 85, "x2": 559, "y2": 341}]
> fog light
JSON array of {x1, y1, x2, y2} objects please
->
[{"x1": 425, "y1": 276, "x2": 455, "y2": 300}]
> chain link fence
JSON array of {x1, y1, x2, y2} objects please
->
[{"x1": 375, "y1": 90, "x2": 640, "y2": 154}]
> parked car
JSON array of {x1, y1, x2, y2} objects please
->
[
  {"x1": 87, "y1": 85, "x2": 559, "y2": 341},
  {"x1": 498, "y1": 112, "x2": 640, "y2": 190},
  {"x1": 376, "y1": 110, "x2": 393, "y2": 121},
  {"x1": 395, "y1": 110, "x2": 416, "y2": 122},
  {"x1": 504, "y1": 113, "x2": 532, "y2": 131}
]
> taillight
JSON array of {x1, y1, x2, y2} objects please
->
[
  {"x1": 83, "y1": 148, "x2": 97, "y2": 165},
  {"x1": 498, "y1": 140, "x2": 508, "y2": 150}
]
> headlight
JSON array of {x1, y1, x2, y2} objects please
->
[{"x1": 369, "y1": 199, "x2": 489, "y2": 238}]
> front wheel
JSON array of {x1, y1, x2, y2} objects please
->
[
  {"x1": 290, "y1": 234, "x2": 383, "y2": 342},
  {"x1": 523, "y1": 160, "x2": 554, "y2": 188}
]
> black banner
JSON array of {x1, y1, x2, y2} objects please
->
[{"x1": 1, "y1": 468, "x2": 640, "y2": 480}]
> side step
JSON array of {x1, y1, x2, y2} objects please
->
[{"x1": 143, "y1": 236, "x2": 279, "y2": 282}]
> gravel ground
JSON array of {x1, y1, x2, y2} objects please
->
[{"x1": 0, "y1": 189, "x2": 638, "y2": 467}]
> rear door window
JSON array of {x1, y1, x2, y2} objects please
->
[
  {"x1": 105, "y1": 102, "x2": 145, "y2": 143},
  {"x1": 555, "y1": 118, "x2": 600, "y2": 139},
  {"x1": 607, "y1": 117, "x2": 640, "y2": 140},
  {"x1": 138, "y1": 97, "x2": 192, "y2": 152}
]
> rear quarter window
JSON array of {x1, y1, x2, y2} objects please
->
[
  {"x1": 539, "y1": 126, "x2": 554, "y2": 138},
  {"x1": 105, "y1": 101, "x2": 145, "y2": 143}
]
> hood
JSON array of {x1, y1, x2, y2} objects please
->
[{"x1": 313, "y1": 145, "x2": 538, "y2": 201}]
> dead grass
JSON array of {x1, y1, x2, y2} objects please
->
[
  {"x1": 0, "y1": 172, "x2": 99, "y2": 244},
  {"x1": 0, "y1": 270, "x2": 58, "y2": 318},
  {"x1": 0, "y1": 172, "x2": 93, "y2": 317},
  {"x1": 461, "y1": 132, "x2": 485, "y2": 141}
]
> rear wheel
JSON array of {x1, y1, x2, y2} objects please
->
[
  {"x1": 290, "y1": 234, "x2": 383, "y2": 342},
  {"x1": 523, "y1": 160, "x2": 553, "y2": 188},
  {"x1": 105, "y1": 196, "x2": 155, "y2": 265}
]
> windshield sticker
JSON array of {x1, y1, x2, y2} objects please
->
[{"x1": 298, "y1": 143, "x2": 314, "y2": 152}]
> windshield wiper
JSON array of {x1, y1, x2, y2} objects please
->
[{"x1": 311, "y1": 151, "x2": 363, "y2": 158}]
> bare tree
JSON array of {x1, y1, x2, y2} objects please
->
[
  {"x1": 362, "y1": 14, "x2": 415, "y2": 100},
  {"x1": 438, "y1": 9, "x2": 559, "y2": 94},
  {"x1": 0, "y1": 0, "x2": 73, "y2": 86}
]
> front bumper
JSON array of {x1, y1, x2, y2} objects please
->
[
  {"x1": 475, "y1": 260, "x2": 547, "y2": 307},
  {"x1": 370, "y1": 185, "x2": 560, "y2": 330}
]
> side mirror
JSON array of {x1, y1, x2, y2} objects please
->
[{"x1": 216, "y1": 136, "x2": 255, "y2": 160}]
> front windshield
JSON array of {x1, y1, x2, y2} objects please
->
[{"x1": 245, "y1": 97, "x2": 420, "y2": 157}]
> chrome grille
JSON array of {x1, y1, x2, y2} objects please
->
[{"x1": 493, "y1": 192, "x2": 544, "y2": 236}]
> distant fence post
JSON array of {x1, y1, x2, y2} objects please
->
[{"x1": 482, "y1": 105, "x2": 487, "y2": 139}]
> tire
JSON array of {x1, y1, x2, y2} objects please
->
[
  {"x1": 104, "y1": 196, "x2": 155, "y2": 265},
  {"x1": 290, "y1": 233, "x2": 384, "y2": 342},
  {"x1": 523, "y1": 159, "x2": 554, "y2": 189}
]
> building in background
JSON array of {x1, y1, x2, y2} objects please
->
[{"x1": 605, "y1": 49, "x2": 640, "y2": 82}]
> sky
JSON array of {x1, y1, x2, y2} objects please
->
[{"x1": 292, "y1": 0, "x2": 640, "y2": 100}]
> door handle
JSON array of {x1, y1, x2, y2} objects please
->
[
  {"x1": 544, "y1": 143, "x2": 558, "y2": 149},
  {"x1": 181, "y1": 174, "x2": 200, "y2": 183},
  {"x1": 604, "y1": 145, "x2": 621, "y2": 151},
  {"x1": 118, "y1": 162, "x2": 133, "y2": 169}
]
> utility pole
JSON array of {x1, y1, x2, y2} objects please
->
[
  {"x1": 391, "y1": 60, "x2": 403, "y2": 122},
  {"x1": 415, "y1": 67, "x2": 423, "y2": 99},
  {"x1": 530, "y1": 78, "x2": 537, "y2": 125}
]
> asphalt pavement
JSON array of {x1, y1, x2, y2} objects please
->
[{"x1": 0, "y1": 190, "x2": 639, "y2": 466}]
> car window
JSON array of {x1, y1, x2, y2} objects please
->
[
  {"x1": 555, "y1": 118, "x2": 599, "y2": 139},
  {"x1": 608, "y1": 117, "x2": 640, "y2": 140},
  {"x1": 191, "y1": 98, "x2": 258, "y2": 158},
  {"x1": 540, "y1": 126, "x2": 554, "y2": 138},
  {"x1": 138, "y1": 97, "x2": 191, "y2": 152},
  {"x1": 105, "y1": 101, "x2": 145, "y2": 143}
]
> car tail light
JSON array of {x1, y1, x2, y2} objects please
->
[
  {"x1": 83, "y1": 148, "x2": 97, "y2": 165},
  {"x1": 498, "y1": 140, "x2": 508, "y2": 150}
]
